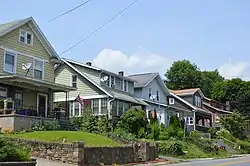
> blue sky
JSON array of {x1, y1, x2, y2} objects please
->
[{"x1": 1, "y1": 0, "x2": 250, "y2": 78}]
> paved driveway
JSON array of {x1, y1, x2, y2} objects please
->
[{"x1": 35, "y1": 158, "x2": 75, "y2": 166}]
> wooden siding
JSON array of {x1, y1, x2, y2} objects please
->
[
  {"x1": 0, "y1": 48, "x2": 4, "y2": 75},
  {"x1": 74, "y1": 65, "x2": 101, "y2": 84},
  {"x1": 0, "y1": 23, "x2": 54, "y2": 82},
  {"x1": 54, "y1": 65, "x2": 104, "y2": 101},
  {"x1": 128, "y1": 81, "x2": 134, "y2": 94},
  {"x1": 23, "y1": 89, "x2": 37, "y2": 108}
]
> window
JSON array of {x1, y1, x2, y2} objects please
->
[
  {"x1": 111, "y1": 76, "x2": 115, "y2": 87},
  {"x1": 124, "y1": 80, "x2": 128, "y2": 92},
  {"x1": 169, "y1": 98, "x2": 175, "y2": 104},
  {"x1": 156, "y1": 90, "x2": 159, "y2": 101},
  {"x1": 19, "y1": 29, "x2": 33, "y2": 45},
  {"x1": 117, "y1": 100, "x2": 123, "y2": 116},
  {"x1": 72, "y1": 75, "x2": 77, "y2": 88},
  {"x1": 195, "y1": 96, "x2": 201, "y2": 107},
  {"x1": 149, "y1": 88, "x2": 152, "y2": 98},
  {"x1": 120, "y1": 80, "x2": 123, "y2": 90},
  {"x1": 75, "y1": 102, "x2": 80, "y2": 116},
  {"x1": 69, "y1": 102, "x2": 83, "y2": 117},
  {"x1": 15, "y1": 91, "x2": 22, "y2": 108},
  {"x1": 4, "y1": 51, "x2": 16, "y2": 73},
  {"x1": 188, "y1": 117, "x2": 194, "y2": 125},
  {"x1": 92, "y1": 99, "x2": 99, "y2": 115},
  {"x1": 34, "y1": 59, "x2": 44, "y2": 80},
  {"x1": 101, "y1": 98, "x2": 107, "y2": 114}
]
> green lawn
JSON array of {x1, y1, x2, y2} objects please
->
[{"x1": 5, "y1": 131, "x2": 120, "y2": 147}]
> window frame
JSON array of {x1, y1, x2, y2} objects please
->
[
  {"x1": 19, "y1": 29, "x2": 33, "y2": 46},
  {"x1": 195, "y1": 96, "x2": 201, "y2": 107},
  {"x1": 33, "y1": 59, "x2": 44, "y2": 80},
  {"x1": 14, "y1": 90, "x2": 23, "y2": 109},
  {"x1": 69, "y1": 101, "x2": 83, "y2": 117},
  {"x1": 92, "y1": 99, "x2": 99, "y2": 115},
  {"x1": 101, "y1": 98, "x2": 108, "y2": 114},
  {"x1": 169, "y1": 98, "x2": 175, "y2": 104},
  {"x1": 72, "y1": 75, "x2": 77, "y2": 88},
  {"x1": 123, "y1": 80, "x2": 128, "y2": 92},
  {"x1": 188, "y1": 117, "x2": 194, "y2": 125},
  {"x1": 3, "y1": 50, "x2": 17, "y2": 74}
]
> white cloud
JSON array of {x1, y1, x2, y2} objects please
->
[
  {"x1": 93, "y1": 49, "x2": 172, "y2": 77},
  {"x1": 218, "y1": 60, "x2": 250, "y2": 80}
]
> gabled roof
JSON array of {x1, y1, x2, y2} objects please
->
[
  {"x1": 203, "y1": 102, "x2": 232, "y2": 114},
  {"x1": 64, "y1": 58, "x2": 135, "y2": 82},
  {"x1": 127, "y1": 73, "x2": 169, "y2": 95},
  {"x1": 0, "y1": 17, "x2": 60, "y2": 60},
  {"x1": 170, "y1": 88, "x2": 205, "y2": 98}
]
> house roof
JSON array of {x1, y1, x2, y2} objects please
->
[
  {"x1": 64, "y1": 58, "x2": 135, "y2": 82},
  {"x1": 0, "y1": 17, "x2": 60, "y2": 60},
  {"x1": 203, "y1": 102, "x2": 232, "y2": 114},
  {"x1": 61, "y1": 59, "x2": 147, "y2": 106},
  {"x1": 127, "y1": 73, "x2": 169, "y2": 95},
  {"x1": 170, "y1": 88, "x2": 205, "y2": 98}
]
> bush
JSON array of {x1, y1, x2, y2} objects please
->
[
  {"x1": 32, "y1": 119, "x2": 60, "y2": 131},
  {"x1": 0, "y1": 137, "x2": 30, "y2": 162},
  {"x1": 151, "y1": 122, "x2": 160, "y2": 140},
  {"x1": 116, "y1": 107, "x2": 148, "y2": 135},
  {"x1": 208, "y1": 127, "x2": 219, "y2": 139},
  {"x1": 106, "y1": 129, "x2": 137, "y2": 143},
  {"x1": 159, "y1": 141, "x2": 184, "y2": 156},
  {"x1": 217, "y1": 128, "x2": 237, "y2": 142},
  {"x1": 189, "y1": 130, "x2": 200, "y2": 139}
]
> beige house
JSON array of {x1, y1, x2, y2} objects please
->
[{"x1": 0, "y1": 17, "x2": 74, "y2": 131}]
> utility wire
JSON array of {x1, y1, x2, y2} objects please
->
[
  {"x1": 59, "y1": 0, "x2": 138, "y2": 55},
  {"x1": 48, "y1": 0, "x2": 93, "y2": 22}
]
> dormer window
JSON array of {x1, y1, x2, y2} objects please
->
[
  {"x1": 19, "y1": 29, "x2": 33, "y2": 45},
  {"x1": 195, "y1": 96, "x2": 201, "y2": 107}
]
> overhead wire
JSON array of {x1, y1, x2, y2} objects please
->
[
  {"x1": 59, "y1": 0, "x2": 138, "y2": 55},
  {"x1": 48, "y1": 0, "x2": 93, "y2": 22}
]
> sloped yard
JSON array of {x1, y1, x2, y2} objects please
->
[{"x1": 4, "y1": 131, "x2": 120, "y2": 147}]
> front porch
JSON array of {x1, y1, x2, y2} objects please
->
[{"x1": 0, "y1": 75, "x2": 75, "y2": 131}]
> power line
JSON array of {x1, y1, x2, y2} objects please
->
[
  {"x1": 59, "y1": 0, "x2": 138, "y2": 55},
  {"x1": 48, "y1": 0, "x2": 93, "y2": 22}
]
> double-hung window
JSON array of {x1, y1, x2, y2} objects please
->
[
  {"x1": 4, "y1": 51, "x2": 16, "y2": 73},
  {"x1": 156, "y1": 90, "x2": 159, "y2": 101},
  {"x1": 72, "y1": 75, "x2": 77, "y2": 88},
  {"x1": 92, "y1": 99, "x2": 99, "y2": 115},
  {"x1": 101, "y1": 98, "x2": 107, "y2": 114},
  {"x1": 15, "y1": 91, "x2": 23, "y2": 108},
  {"x1": 124, "y1": 80, "x2": 128, "y2": 92},
  {"x1": 19, "y1": 29, "x2": 33, "y2": 45},
  {"x1": 195, "y1": 96, "x2": 201, "y2": 107},
  {"x1": 34, "y1": 59, "x2": 44, "y2": 80}
]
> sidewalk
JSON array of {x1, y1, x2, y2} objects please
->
[{"x1": 35, "y1": 158, "x2": 75, "y2": 166}]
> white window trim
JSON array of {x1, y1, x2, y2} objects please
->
[
  {"x1": 33, "y1": 59, "x2": 44, "y2": 80},
  {"x1": 188, "y1": 117, "x2": 194, "y2": 125},
  {"x1": 169, "y1": 98, "x2": 175, "y2": 104},
  {"x1": 70, "y1": 101, "x2": 82, "y2": 117},
  {"x1": 71, "y1": 75, "x2": 77, "y2": 88},
  {"x1": 123, "y1": 80, "x2": 128, "y2": 92},
  {"x1": 3, "y1": 50, "x2": 17, "y2": 74},
  {"x1": 19, "y1": 29, "x2": 34, "y2": 46}
]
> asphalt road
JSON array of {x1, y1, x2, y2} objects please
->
[{"x1": 169, "y1": 156, "x2": 250, "y2": 166}]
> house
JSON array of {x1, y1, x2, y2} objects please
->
[
  {"x1": 127, "y1": 73, "x2": 190, "y2": 127},
  {"x1": 54, "y1": 59, "x2": 148, "y2": 121},
  {"x1": 202, "y1": 97, "x2": 231, "y2": 127},
  {"x1": 0, "y1": 17, "x2": 75, "y2": 131},
  {"x1": 169, "y1": 88, "x2": 213, "y2": 132}
]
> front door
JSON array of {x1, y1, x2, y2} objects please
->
[{"x1": 37, "y1": 93, "x2": 47, "y2": 117}]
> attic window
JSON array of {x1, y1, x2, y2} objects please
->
[{"x1": 19, "y1": 29, "x2": 33, "y2": 45}]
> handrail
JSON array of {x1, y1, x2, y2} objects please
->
[{"x1": 218, "y1": 136, "x2": 238, "y2": 149}]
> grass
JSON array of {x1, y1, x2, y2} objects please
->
[{"x1": 4, "y1": 131, "x2": 120, "y2": 147}]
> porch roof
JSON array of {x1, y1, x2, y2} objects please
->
[{"x1": 0, "y1": 75, "x2": 76, "y2": 92}]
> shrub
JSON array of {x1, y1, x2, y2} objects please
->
[
  {"x1": 0, "y1": 137, "x2": 30, "y2": 162},
  {"x1": 32, "y1": 119, "x2": 60, "y2": 131},
  {"x1": 151, "y1": 122, "x2": 160, "y2": 140},
  {"x1": 217, "y1": 128, "x2": 237, "y2": 142},
  {"x1": 116, "y1": 107, "x2": 148, "y2": 135},
  {"x1": 208, "y1": 127, "x2": 219, "y2": 139},
  {"x1": 106, "y1": 129, "x2": 137, "y2": 143},
  {"x1": 159, "y1": 141, "x2": 184, "y2": 156},
  {"x1": 189, "y1": 130, "x2": 200, "y2": 139}
]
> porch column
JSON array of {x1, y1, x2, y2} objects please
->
[
  {"x1": 65, "y1": 91, "x2": 69, "y2": 119},
  {"x1": 193, "y1": 110, "x2": 196, "y2": 130}
]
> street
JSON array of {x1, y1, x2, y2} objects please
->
[{"x1": 169, "y1": 156, "x2": 250, "y2": 166}]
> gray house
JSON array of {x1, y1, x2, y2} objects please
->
[
  {"x1": 128, "y1": 73, "x2": 188, "y2": 127},
  {"x1": 54, "y1": 59, "x2": 147, "y2": 119},
  {"x1": 168, "y1": 88, "x2": 213, "y2": 132}
]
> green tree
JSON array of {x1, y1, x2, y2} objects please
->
[
  {"x1": 211, "y1": 78, "x2": 250, "y2": 115},
  {"x1": 219, "y1": 111, "x2": 248, "y2": 139},
  {"x1": 201, "y1": 70, "x2": 224, "y2": 97},
  {"x1": 165, "y1": 60, "x2": 202, "y2": 90},
  {"x1": 116, "y1": 107, "x2": 148, "y2": 135}
]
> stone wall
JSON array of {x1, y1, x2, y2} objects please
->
[{"x1": 8, "y1": 138, "x2": 158, "y2": 165}]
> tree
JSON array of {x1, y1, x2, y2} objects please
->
[
  {"x1": 219, "y1": 111, "x2": 248, "y2": 139},
  {"x1": 211, "y1": 78, "x2": 250, "y2": 115},
  {"x1": 200, "y1": 70, "x2": 224, "y2": 97},
  {"x1": 116, "y1": 107, "x2": 148, "y2": 135},
  {"x1": 165, "y1": 60, "x2": 202, "y2": 90}
]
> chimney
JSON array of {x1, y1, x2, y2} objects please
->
[
  {"x1": 86, "y1": 62, "x2": 92, "y2": 66},
  {"x1": 118, "y1": 71, "x2": 124, "y2": 77}
]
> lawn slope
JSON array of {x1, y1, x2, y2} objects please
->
[{"x1": 5, "y1": 131, "x2": 120, "y2": 147}]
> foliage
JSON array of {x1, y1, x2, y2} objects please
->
[
  {"x1": 32, "y1": 119, "x2": 60, "y2": 131},
  {"x1": 201, "y1": 70, "x2": 224, "y2": 97},
  {"x1": 216, "y1": 128, "x2": 237, "y2": 142},
  {"x1": 2, "y1": 128, "x2": 13, "y2": 134},
  {"x1": 106, "y1": 129, "x2": 137, "y2": 143},
  {"x1": 211, "y1": 78, "x2": 250, "y2": 116},
  {"x1": 0, "y1": 137, "x2": 30, "y2": 162},
  {"x1": 97, "y1": 115, "x2": 112, "y2": 133},
  {"x1": 150, "y1": 109, "x2": 158, "y2": 124},
  {"x1": 219, "y1": 111, "x2": 248, "y2": 139},
  {"x1": 138, "y1": 127, "x2": 146, "y2": 139},
  {"x1": 5, "y1": 131, "x2": 120, "y2": 146},
  {"x1": 151, "y1": 122, "x2": 160, "y2": 140},
  {"x1": 189, "y1": 130, "x2": 200, "y2": 139},
  {"x1": 208, "y1": 127, "x2": 219, "y2": 139},
  {"x1": 169, "y1": 115, "x2": 181, "y2": 129},
  {"x1": 116, "y1": 107, "x2": 148, "y2": 136},
  {"x1": 165, "y1": 60, "x2": 202, "y2": 90},
  {"x1": 159, "y1": 141, "x2": 184, "y2": 156}
]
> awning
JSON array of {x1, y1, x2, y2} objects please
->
[{"x1": 0, "y1": 75, "x2": 76, "y2": 92}]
